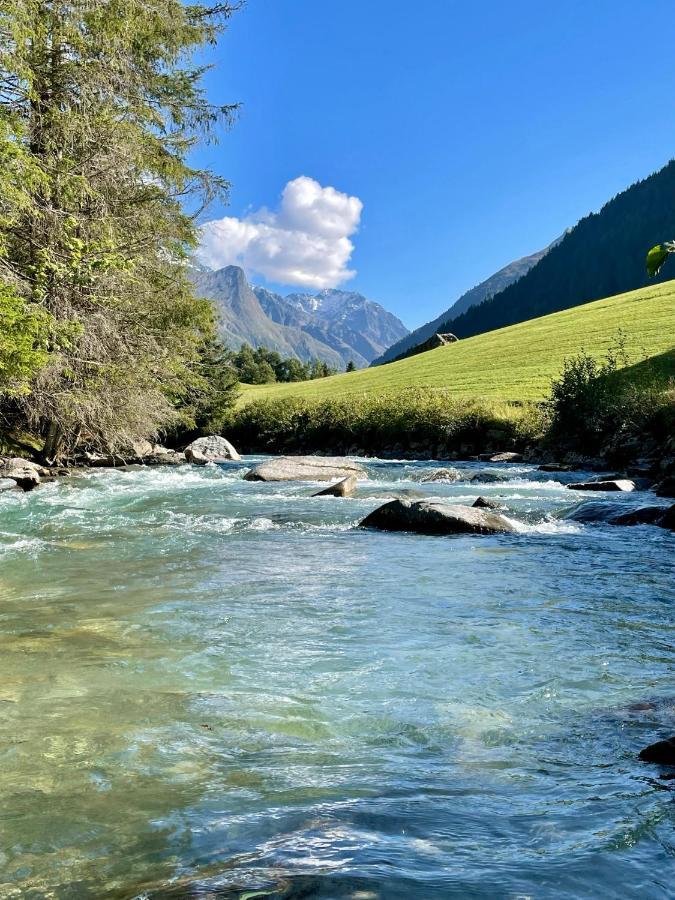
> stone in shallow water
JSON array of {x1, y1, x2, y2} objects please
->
[
  {"x1": 472, "y1": 496, "x2": 503, "y2": 510},
  {"x1": 0, "y1": 457, "x2": 46, "y2": 491},
  {"x1": 184, "y1": 435, "x2": 240, "y2": 464},
  {"x1": 245, "y1": 456, "x2": 366, "y2": 482},
  {"x1": 639, "y1": 736, "x2": 675, "y2": 765},
  {"x1": 420, "y1": 467, "x2": 462, "y2": 483},
  {"x1": 312, "y1": 475, "x2": 358, "y2": 498},
  {"x1": 470, "y1": 471, "x2": 509, "y2": 484},
  {"x1": 567, "y1": 479, "x2": 635, "y2": 492},
  {"x1": 359, "y1": 498, "x2": 516, "y2": 535}
]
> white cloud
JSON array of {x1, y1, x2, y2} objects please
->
[{"x1": 197, "y1": 176, "x2": 363, "y2": 289}]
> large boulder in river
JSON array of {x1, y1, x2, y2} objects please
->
[
  {"x1": 567, "y1": 479, "x2": 635, "y2": 492},
  {"x1": 184, "y1": 435, "x2": 240, "y2": 465},
  {"x1": 312, "y1": 475, "x2": 357, "y2": 498},
  {"x1": 245, "y1": 456, "x2": 365, "y2": 482},
  {"x1": 0, "y1": 457, "x2": 47, "y2": 492},
  {"x1": 359, "y1": 498, "x2": 516, "y2": 535},
  {"x1": 420, "y1": 467, "x2": 461, "y2": 483}
]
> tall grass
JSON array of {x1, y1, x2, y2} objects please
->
[{"x1": 227, "y1": 389, "x2": 545, "y2": 457}]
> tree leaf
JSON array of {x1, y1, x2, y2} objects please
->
[{"x1": 646, "y1": 242, "x2": 675, "y2": 277}]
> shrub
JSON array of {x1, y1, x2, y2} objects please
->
[{"x1": 227, "y1": 389, "x2": 545, "y2": 457}]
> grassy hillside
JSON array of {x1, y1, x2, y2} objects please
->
[{"x1": 240, "y1": 280, "x2": 675, "y2": 405}]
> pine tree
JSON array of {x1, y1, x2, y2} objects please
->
[{"x1": 0, "y1": 0, "x2": 239, "y2": 458}]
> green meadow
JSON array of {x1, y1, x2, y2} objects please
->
[{"x1": 240, "y1": 280, "x2": 675, "y2": 405}]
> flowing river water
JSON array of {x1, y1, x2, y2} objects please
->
[{"x1": 0, "y1": 457, "x2": 673, "y2": 898}]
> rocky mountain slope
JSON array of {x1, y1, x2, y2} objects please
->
[{"x1": 192, "y1": 265, "x2": 408, "y2": 368}]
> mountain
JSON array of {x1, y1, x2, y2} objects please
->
[
  {"x1": 373, "y1": 235, "x2": 562, "y2": 365},
  {"x1": 435, "y1": 158, "x2": 675, "y2": 341},
  {"x1": 192, "y1": 265, "x2": 409, "y2": 368},
  {"x1": 256, "y1": 286, "x2": 409, "y2": 367}
]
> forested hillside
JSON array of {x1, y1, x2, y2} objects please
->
[{"x1": 439, "y1": 159, "x2": 675, "y2": 339}]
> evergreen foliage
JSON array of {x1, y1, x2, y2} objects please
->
[
  {"x1": 227, "y1": 344, "x2": 339, "y2": 384},
  {"x1": 0, "y1": 0, "x2": 239, "y2": 458}
]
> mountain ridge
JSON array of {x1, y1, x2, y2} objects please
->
[{"x1": 192, "y1": 266, "x2": 409, "y2": 368}]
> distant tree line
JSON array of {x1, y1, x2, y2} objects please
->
[{"x1": 226, "y1": 344, "x2": 350, "y2": 384}]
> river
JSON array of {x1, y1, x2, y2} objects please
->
[{"x1": 0, "y1": 457, "x2": 673, "y2": 898}]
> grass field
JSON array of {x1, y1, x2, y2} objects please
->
[{"x1": 239, "y1": 280, "x2": 675, "y2": 405}]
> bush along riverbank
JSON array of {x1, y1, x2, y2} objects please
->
[{"x1": 227, "y1": 391, "x2": 545, "y2": 460}]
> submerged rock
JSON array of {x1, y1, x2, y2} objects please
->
[
  {"x1": 245, "y1": 456, "x2": 365, "y2": 482},
  {"x1": 538, "y1": 462, "x2": 572, "y2": 473},
  {"x1": 639, "y1": 736, "x2": 675, "y2": 765},
  {"x1": 420, "y1": 467, "x2": 462, "y2": 483},
  {"x1": 567, "y1": 479, "x2": 636, "y2": 492},
  {"x1": 312, "y1": 475, "x2": 358, "y2": 498},
  {"x1": 565, "y1": 501, "x2": 674, "y2": 529},
  {"x1": 472, "y1": 496, "x2": 503, "y2": 510},
  {"x1": 184, "y1": 435, "x2": 240, "y2": 464},
  {"x1": 609, "y1": 507, "x2": 668, "y2": 527},
  {"x1": 359, "y1": 498, "x2": 517, "y2": 535}
]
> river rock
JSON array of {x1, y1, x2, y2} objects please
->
[
  {"x1": 83, "y1": 451, "x2": 126, "y2": 467},
  {"x1": 0, "y1": 478, "x2": 18, "y2": 492},
  {"x1": 655, "y1": 476, "x2": 675, "y2": 499},
  {"x1": 359, "y1": 498, "x2": 517, "y2": 535},
  {"x1": 143, "y1": 449, "x2": 186, "y2": 466},
  {"x1": 660, "y1": 505, "x2": 675, "y2": 530},
  {"x1": 470, "y1": 471, "x2": 509, "y2": 484},
  {"x1": 420, "y1": 467, "x2": 461, "y2": 483},
  {"x1": 490, "y1": 452, "x2": 523, "y2": 463},
  {"x1": 312, "y1": 475, "x2": 358, "y2": 498},
  {"x1": 245, "y1": 456, "x2": 365, "y2": 482},
  {"x1": 567, "y1": 479, "x2": 636, "y2": 492},
  {"x1": 610, "y1": 506, "x2": 668, "y2": 527},
  {"x1": 472, "y1": 496, "x2": 503, "y2": 510},
  {"x1": 184, "y1": 435, "x2": 240, "y2": 465},
  {"x1": 565, "y1": 501, "x2": 670, "y2": 528},
  {"x1": 538, "y1": 463, "x2": 572, "y2": 473},
  {"x1": 639, "y1": 736, "x2": 675, "y2": 765},
  {"x1": 0, "y1": 457, "x2": 47, "y2": 491}
]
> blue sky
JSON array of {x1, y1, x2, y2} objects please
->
[{"x1": 191, "y1": 0, "x2": 675, "y2": 329}]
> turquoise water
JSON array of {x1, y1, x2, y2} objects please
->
[{"x1": 0, "y1": 458, "x2": 673, "y2": 898}]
